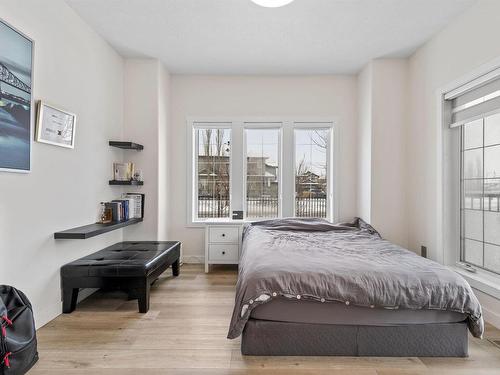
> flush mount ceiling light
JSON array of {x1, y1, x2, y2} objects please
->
[{"x1": 251, "y1": 0, "x2": 295, "y2": 8}]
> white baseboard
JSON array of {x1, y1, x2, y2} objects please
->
[
  {"x1": 483, "y1": 304, "x2": 500, "y2": 329},
  {"x1": 182, "y1": 255, "x2": 204, "y2": 264}
]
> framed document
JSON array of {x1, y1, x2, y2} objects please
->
[
  {"x1": 36, "y1": 102, "x2": 76, "y2": 148},
  {"x1": 0, "y1": 18, "x2": 34, "y2": 173}
]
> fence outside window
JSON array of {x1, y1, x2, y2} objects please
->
[{"x1": 198, "y1": 196, "x2": 327, "y2": 218}]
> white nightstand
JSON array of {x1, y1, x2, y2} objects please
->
[{"x1": 205, "y1": 224, "x2": 242, "y2": 273}]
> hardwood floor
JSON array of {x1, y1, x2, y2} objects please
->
[{"x1": 31, "y1": 264, "x2": 500, "y2": 374}]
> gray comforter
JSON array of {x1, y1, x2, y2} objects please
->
[{"x1": 227, "y1": 218, "x2": 483, "y2": 339}]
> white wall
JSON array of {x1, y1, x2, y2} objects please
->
[
  {"x1": 0, "y1": 0, "x2": 124, "y2": 328},
  {"x1": 122, "y1": 59, "x2": 170, "y2": 241},
  {"x1": 169, "y1": 75, "x2": 358, "y2": 261},
  {"x1": 407, "y1": 0, "x2": 500, "y2": 325},
  {"x1": 407, "y1": 0, "x2": 500, "y2": 257},
  {"x1": 371, "y1": 59, "x2": 408, "y2": 247},
  {"x1": 356, "y1": 59, "x2": 408, "y2": 247},
  {"x1": 356, "y1": 63, "x2": 372, "y2": 223},
  {"x1": 157, "y1": 64, "x2": 171, "y2": 240}
]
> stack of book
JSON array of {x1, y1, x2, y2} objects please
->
[
  {"x1": 104, "y1": 193, "x2": 145, "y2": 222},
  {"x1": 113, "y1": 162, "x2": 135, "y2": 181}
]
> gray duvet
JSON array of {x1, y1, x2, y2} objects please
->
[{"x1": 227, "y1": 218, "x2": 483, "y2": 339}]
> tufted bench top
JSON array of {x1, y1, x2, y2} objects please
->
[{"x1": 61, "y1": 241, "x2": 181, "y2": 278}]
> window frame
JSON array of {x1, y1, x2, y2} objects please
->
[
  {"x1": 438, "y1": 56, "x2": 500, "y2": 300},
  {"x1": 186, "y1": 117, "x2": 337, "y2": 226}
]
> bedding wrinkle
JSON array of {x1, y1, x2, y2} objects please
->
[{"x1": 228, "y1": 218, "x2": 483, "y2": 339}]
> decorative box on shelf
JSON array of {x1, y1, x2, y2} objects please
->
[{"x1": 205, "y1": 224, "x2": 242, "y2": 273}]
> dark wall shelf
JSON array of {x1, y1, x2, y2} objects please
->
[
  {"x1": 109, "y1": 141, "x2": 144, "y2": 150},
  {"x1": 109, "y1": 180, "x2": 144, "y2": 186},
  {"x1": 54, "y1": 218, "x2": 143, "y2": 239}
]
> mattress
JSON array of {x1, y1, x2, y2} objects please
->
[{"x1": 250, "y1": 298, "x2": 467, "y2": 326}]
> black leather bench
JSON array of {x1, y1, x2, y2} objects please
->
[{"x1": 60, "y1": 241, "x2": 180, "y2": 313}]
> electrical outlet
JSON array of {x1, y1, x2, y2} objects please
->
[{"x1": 421, "y1": 246, "x2": 427, "y2": 258}]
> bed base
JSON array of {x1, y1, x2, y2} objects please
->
[{"x1": 241, "y1": 319, "x2": 468, "y2": 357}]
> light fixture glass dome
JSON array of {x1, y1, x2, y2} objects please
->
[{"x1": 251, "y1": 0, "x2": 295, "y2": 8}]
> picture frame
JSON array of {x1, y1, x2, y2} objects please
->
[
  {"x1": 0, "y1": 17, "x2": 35, "y2": 173},
  {"x1": 35, "y1": 101, "x2": 77, "y2": 149}
]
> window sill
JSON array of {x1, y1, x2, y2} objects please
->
[
  {"x1": 187, "y1": 217, "x2": 334, "y2": 228},
  {"x1": 452, "y1": 266, "x2": 500, "y2": 300},
  {"x1": 187, "y1": 218, "x2": 258, "y2": 228}
]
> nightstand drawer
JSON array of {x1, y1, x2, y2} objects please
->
[
  {"x1": 209, "y1": 226, "x2": 239, "y2": 243},
  {"x1": 208, "y1": 244, "x2": 239, "y2": 262}
]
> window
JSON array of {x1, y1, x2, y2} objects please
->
[
  {"x1": 461, "y1": 113, "x2": 500, "y2": 274},
  {"x1": 294, "y1": 128, "x2": 329, "y2": 218},
  {"x1": 446, "y1": 72, "x2": 500, "y2": 275},
  {"x1": 245, "y1": 128, "x2": 280, "y2": 219},
  {"x1": 190, "y1": 119, "x2": 335, "y2": 223},
  {"x1": 195, "y1": 126, "x2": 231, "y2": 219}
]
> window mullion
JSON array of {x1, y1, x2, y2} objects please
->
[
  {"x1": 281, "y1": 121, "x2": 295, "y2": 217},
  {"x1": 482, "y1": 118, "x2": 485, "y2": 269},
  {"x1": 231, "y1": 122, "x2": 244, "y2": 214}
]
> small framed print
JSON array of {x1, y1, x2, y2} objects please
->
[{"x1": 36, "y1": 102, "x2": 76, "y2": 149}]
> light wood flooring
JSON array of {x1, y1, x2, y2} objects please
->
[{"x1": 31, "y1": 264, "x2": 500, "y2": 374}]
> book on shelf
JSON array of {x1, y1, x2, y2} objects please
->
[
  {"x1": 112, "y1": 199, "x2": 130, "y2": 221},
  {"x1": 101, "y1": 194, "x2": 144, "y2": 223},
  {"x1": 113, "y1": 162, "x2": 135, "y2": 181},
  {"x1": 121, "y1": 197, "x2": 135, "y2": 218},
  {"x1": 122, "y1": 193, "x2": 145, "y2": 219}
]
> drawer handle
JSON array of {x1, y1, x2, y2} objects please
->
[
  {"x1": 222, "y1": 251, "x2": 226, "y2": 255},
  {"x1": 222, "y1": 233, "x2": 226, "y2": 237}
]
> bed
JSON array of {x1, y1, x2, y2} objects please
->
[{"x1": 227, "y1": 218, "x2": 483, "y2": 357}]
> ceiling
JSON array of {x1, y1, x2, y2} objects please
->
[{"x1": 66, "y1": 0, "x2": 475, "y2": 75}]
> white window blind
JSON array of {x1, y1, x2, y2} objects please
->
[{"x1": 446, "y1": 69, "x2": 500, "y2": 128}]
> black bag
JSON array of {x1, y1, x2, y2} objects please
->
[{"x1": 0, "y1": 286, "x2": 38, "y2": 375}]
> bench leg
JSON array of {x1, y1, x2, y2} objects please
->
[
  {"x1": 137, "y1": 282, "x2": 150, "y2": 313},
  {"x1": 62, "y1": 288, "x2": 79, "y2": 313},
  {"x1": 172, "y1": 259, "x2": 180, "y2": 277}
]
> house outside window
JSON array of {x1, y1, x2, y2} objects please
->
[
  {"x1": 295, "y1": 128, "x2": 329, "y2": 218},
  {"x1": 245, "y1": 128, "x2": 280, "y2": 219},
  {"x1": 196, "y1": 127, "x2": 231, "y2": 219}
]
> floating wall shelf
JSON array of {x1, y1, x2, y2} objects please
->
[
  {"x1": 54, "y1": 218, "x2": 143, "y2": 239},
  {"x1": 109, "y1": 180, "x2": 144, "y2": 186},
  {"x1": 108, "y1": 141, "x2": 144, "y2": 150}
]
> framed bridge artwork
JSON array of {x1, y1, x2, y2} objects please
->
[
  {"x1": 36, "y1": 102, "x2": 76, "y2": 149},
  {"x1": 0, "y1": 18, "x2": 34, "y2": 173}
]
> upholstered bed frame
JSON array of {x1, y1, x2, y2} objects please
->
[
  {"x1": 230, "y1": 219, "x2": 482, "y2": 357},
  {"x1": 241, "y1": 319, "x2": 469, "y2": 357}
]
